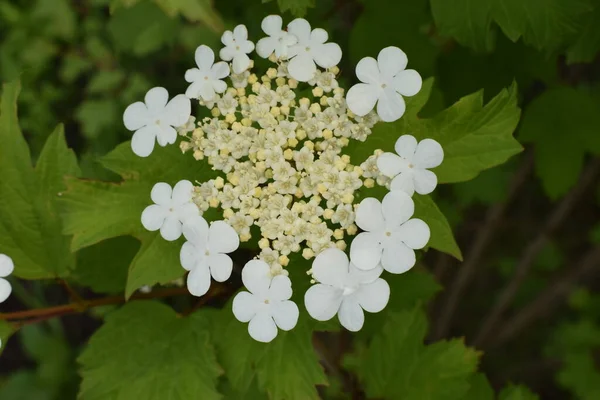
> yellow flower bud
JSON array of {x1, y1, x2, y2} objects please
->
[
  {"x1": 309, "y1": 103, "x2": 321, "y2": 113},
  {"x1": 209, "y1": 198, "x2": 220, "y2": 208},
  {"x1": 248, "y1": 74, "x2": 258, "y2": 84},
  {"x1": 214, "y1": 177, "x2": 224, "y2": 189},
  {"x1": 225, "y1": 113, "x2": 236, "y2": 124},
  {"x1": 299, "y1": 97, "x2": 310, "y2": 107},
  {"x1": 346, "y1": 224, "x2": 358, "y2": 235},
  {"x1": 240, "y1": 233, "x2": 252, "y2": 242},
  {"x1": 237, "y1": 88, "x2": 246, "y2": 97},
  {"x1": 296, "y1": 129, "x2": 307, "y2": 140},
  {"x1": 284, "y1": 149, "x2": 293, "y2": 160},
  {"x1": 364, "y1": 178, "x2": 375, "y2": 188},
  {"x1": 193, "y1": 150, "x2": 204, "y2": 160},
  {"x1": 211, "y1": 108, "x2": 220, "y2": 117},
  {"x1": 266, "y1": 68, "x2": 277, "y2": 79},
  {"x1": 302, "y1": 248, "x2": 315, "y2": 260},
  {"x1": 241, "y1": 118, "x2": 252, "y2": 127},
  {"x1": 336, "y1": 240, "x2": 347, "y2": 251},
  {"x1": 323, "y1": 208, "x2": 334, "y2": 219},
  {"x1": 223, "y1": 208, "x2": 234, "y2": 219},
  {"x1": 289, "y1": 79, "x2": 298, "y2": 89},
  {"x1": 280, "y1": 105, "x2": 290, "y2": 115},
  {"x1": 278, "y1": 255, "x2": 289, "y2": 267},
  {"x1": 322, "y1": 129, "x2": 333, "y2": 140},
  {"x1": 258, "y1": 238, "x2": 270, "y2": 249},
  {"x1": 320, "y1": 96, "x2": 329, "y2": 106},
  {"x1": 304, "y1": 140, "x2": 314, "y2": 150},
  {"x1": 270, "y1": 106, "x2": 281, "y2": 116},
  {"x1": 287, "y1": 137, "x2": 298, "y2": 148},
  {"x1": 342, "y1": 193, "x2": 354, "y2": 204},
  {"x1": 333, "y1": 229, "x2": 344, "y2": 240}
]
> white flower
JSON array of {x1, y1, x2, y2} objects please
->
[
  {"x1": 232, "y1": 260, "x2": 299, "y2": 342},
  {"x1": 141, "y1": 180, "x2": 199, "y2": 241},
  {"x1": 185, "y1": 45, "x2": 230, "y2": 101},
  {"x1": 346, "y1": 46, "x2": 422, "y2": 122},
  {"x1": 256, "y1": 15, "x2": 298, "y2": 60},
  {"x1": 304, "y1": 248, "x2": 389, "y2": 331},
  {"x1": 0, "y1": 254, "x2": 14, "y2": 303},
  {"x1": 286, "y1": 18, "x2": 342, "y2": 82},
  {"x1": 180, "y1": 216, "x2": 239, "y2": 297},
  {"x1": 220, "y1": 24, "x2": 255, "y2": 74},
  {"x1": 123, "y1": 87, "x2": 191, "y2": 157},
  {"x1": 350, "y1": 191, "x2": 430, "y2": 273},
  {"x1": 377, "y1": 135, "x2": 444, "y2": 196}
]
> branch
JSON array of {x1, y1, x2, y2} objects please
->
[
  {"x1": 490, "y1": 245, "x2": 600, "y2": 348},
  {"x1": 473, "y1": 159, "x2": 600, "y2": 347},
  {"x1": 431, "y1": 154, "x2": 534, "y2": 340},
  {"x1": 0, "y1": 285, "x2": 222, "y2": 327}
]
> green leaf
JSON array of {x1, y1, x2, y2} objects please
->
[
  {"x1": 61, "y1": 141, "x2": 219, "y2": 296},
  {"x1": 263, "y1": 0, "x2": 315, "y2": 17},
  {"x1": 74, "y1": 236, "x2": 141, "y2": 294},
  {"x1": 414, "y1": 195, "x2": 462, "y2": 260},
  {"x1": 214, "y1": 310, "x2": 327, "y2": 400},
  {"x1": 157, "y1": 0, "x2": 224, "y2": 33},
  {"x1": 75, "y1": 100, "x2": 120, "y2": 139},
  {"x1": 557, "y1": 352, "x2": 600, "y2": 400},
  {"x1": 78, "y1": 301, "x2": 222, "y2": 400},
  {"x1": 463, "y1": 373, "x2": 494, "y2": 400},
  {"x1": 0, "y1": 81, "x2": 80, "y2": 279},
  {"x1": 0, "y1": 320, "x2": 15, "y2": 355},
  {"x1": 498, "y1": 384, "x2": 540, "y2": 400},
  {"x1": 355, "y1": 307, "x2": 479, "y2": 400},
  {"x1": 519, "y1": 87, "x2": 600, "y2": 199},
  {"x1": 567, "y1": 1, "x2": 600, "y2": 63}
]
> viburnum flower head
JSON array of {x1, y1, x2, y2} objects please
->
[
  {"x1": 220, "y1": 24, "x2": 255, "y2": 74},
  {"x1": 123, "y1": 87, "x2": 191, "y2": 157},
  {"x1": 346, "y1": 46, "x2": 422, "y2": 122},
  {"x1": 0, "y1": 254, "x2": 13, "y2": 303},
  {"x1": 141, "y1": 180, "x2": 199, "y2": 241},
  {"x1": 377, "y1": 134, "x2": 444, "y2": 196},
  {"x1": 256, "y1": 15, "x2": 298, "y2": 60},
  {"x1": 350, "y1": 191, "x2": 430, "y2": 273},
  {"x1": 285, "y1": 18, "x2": 342, "y2": 82},
  {"x1": 233, "y1": 260, "x2": 299, "y2": 343},
  {"x1": 185, "y1": 45, "x2": 230, "y2": 101},
  {"x1": 305, "y1": 248, "x2": 390, "y2": 331},
  {"x1": 180, "y1": 216, "x2": 240, "y2": 297}
]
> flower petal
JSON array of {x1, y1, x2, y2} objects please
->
[
  {"x1": 182, "y1": 215, "x2": 209, "y2": 246},
  {"x1": 382, "y1": 191, "x2": 414, "y2": 228},
  {"x1": 304, "y1": 284, "x2": 343, "y2": 321},
  {"x1": 150, "y1": 182, "x2": 172, "y2": 204},
  {"x1": 349, "y1": 232, "x2": 383, "y2": 271},
  {"x1": 123, "y1": 102, "x2": 149, "y2": 131},
  {"x1": 248, "y1": 310, "x2": 278, "y2": 343},
  {"x1": 381, "y1": 241, "x2": 415, "y2": 274},
  {"x1": 220, "y1": 46, "x2": 236, "y2": 61},
  {"x1": 131, "y1": 125, "x2": 158, "y2": 157},
  {"x1": 346, "y1": 83, "x2": 379, "y2": 117},
  {"x1": 338, "y1": 297, "x2": 365, "y2": 332},
  {"x1": 233, "y1": 291, "x2": 259, "y2": 322},
  {"x1": 185, "y1": 68, "x2": 201, "y2": 83},
  {"x1": 287, "y1": 18, "x2": 311, "y2": 43},
  {"x1": 311, "y1": 248, "x2": 349, "y2": 286},
  {"x1": 141, "y1": 204, "x2": 167, "y2": 232},
  {"x1": 256, "y1": 37, "x2": 277, "y2": 58},
  {"x1": 310, "y1": 28, "x2": 328, "y2": 44},
  {"x1": 162, "y1": 95, "x2": 191, "y2": 127},
  {"x1": 395, "y1": 218, "x2": 430, "y2": 249},
  {"x1": 175, "y1": 202, "x2": 200, "y2": 223},
  {"x1": 172, "y1": 180, "x2": 194, "y2": 205},
  {"x1": 195, "y1": 45, "x2": 215, "y2": 71},
  {"x1": 156, "y1": 125, "x2": 177, "y2": 147},
  {"x1": 208, "y1": 221, "x2": 239, "y2": 254},
  {"x1": 390, "y1": 172, "x2": 416, "y2": 196},
  {"x1": 0, "y1": 278, "x2": 11, "y2": 303},
  {"x1": 394, "y1": 134, "x2": 418, "y2": 160},
  {"x1": 232, "y1": 53, "x2": 251, "y2": 74},
  {"x1": 313, "y1": 42, "x2": 342, "y2": 69},
  {"x1": 144, "y1": 87, "x2": 169, "y2": 114},
  {"x1": 262, "y1": 15, "x2": 283, "y2": 36},
  {"x1": 0, "y1": 254, "x2": 14, "y2": 277},
  {"x1": 271, "y1": 300, "x2": 299, "y2": 331},
  {"x1": 212, "y1": 80, "x2": 228, "y2": 94},
  {"x1": 185, "y1": 81, "x2": 203, "y2": 99},
  {"x1": 269, "y1": 275, "x2": 293, "y2": 301},
  {"x1": 233, "y1": 24, "x2": 248, "y2": 41},
  {"x1": 377, "y1": 152, "x2": 407, "y2": 178},
  {"x1": 377, "y1": 46, "x2": 407, "y2": 79},
  {"x1": 208, "y1": 253, "x2": 233, "y2": 282},
  {"x1": 187, "y1": 264, "x2": 211, "y2": 297},
  {"x1": 347, "y1": 263, "x2": 382, "y2": 286},
  {"x1": 288, "y1": 53, "x2": 317, "y2": 82},
  {"x1": 160, "y1": 215, "x2": 183, "y2": 241},
  {"x1": 242, "y1": 260, "x2": 272, "y2": 295},
  {"x1": 376, "y1": 87, "x2": 406, "y2": 122},
  {"x1": 355, "y1": 197, "x2": 385, "y2": 232},
  {"x1": 221, "y1": 30, "x2": 235, "y2": 48},
  {"x1": 180, "y1": 241, "x2": 205, "y2": 271},
  {"x1": 355, "y1": 57, "x2": 380, "y2": 85},
  {"x1": 354, "y1": 278, "x2": 390, "y2": 313},
  {"x1": 212, "y1": 61, "x2": 231, "y2": 80},
  {"x1": 413, "y1": 169, "x2": 438, "y2": 195},
  {"x1": 393, "y1": 69, "x2": 422, "y2": 97},
  {"x1": 413, "y1": 138, "x2": 444, "y2": 169}
]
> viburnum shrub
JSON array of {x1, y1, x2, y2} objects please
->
[{"x1": 117, "y1": 14, "x2": 442, "y2": 342}]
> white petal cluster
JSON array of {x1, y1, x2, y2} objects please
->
[
  {"x1": 180, "y1": 216, "x2": 240, "y2": 296},
  {"x1": 346, "y1": 47, "x2": 422, "y2": 122},
  {"x1": 220, "y1": 25, "x2": 255, "y2": 74},
  {"x1": 377, "y1": 134, "x2": 444, "y2": 196},
  {"x1": 185, "y1": 45, "x2": 230, "y2": 101},
  {"x1": 123, "y1": 87, "x2": 191, "y2": 157},
  {"x1": 0, "y1": 254, "x2": 14, "y2": 303},
  {"x1": 304, "y1": 248, "x2": 389, "y2": 331},
  {"x1": 141, "y1": 180, "x2": 199, "y2": 241},
  {"x1": 233, "y1": 260, "x2": 299, "y2": 343}
]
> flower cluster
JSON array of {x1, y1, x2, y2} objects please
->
[{"x1": 126, "y1": 15, "x2": 444, "y2": 342}]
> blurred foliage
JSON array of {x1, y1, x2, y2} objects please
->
[{"x1": 1, "y1": 0, "x2": 600, "y2": 399}]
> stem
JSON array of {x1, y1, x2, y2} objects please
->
[
  {"x1": 490, "y1": 245, "x2": 600, "y2": 348},
  {"x1": 473, "y1": 159, "x2": 600, "y2": 347},
  {"x1": 431, "y1": 154, "x2": 534, "y2": 340},
  {"x1": 1, "y1": 287, "x2": 192, "y2": 326}
]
